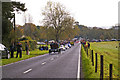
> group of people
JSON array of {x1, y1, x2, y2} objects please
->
[
  {"x1": 81, "y1": 40, "x2": 90, "y2": 48},
  {"x1": 9, "y1": 41, "x2": 29, "y2": 58},
  {"x1": 39, "y1": 45, "x2": 48, "y2": 50}
]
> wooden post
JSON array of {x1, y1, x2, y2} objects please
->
[
  {"x1": 100, "y1": 55, "x2": 103, "y2": 80},
  {"x1": 91, "y1": 50, "x2": 93, "y2": 62},
  {"x1": 109, "y1": 64, "x2": 112, "y2": 80},
  {"x1": 95, "y1": 53, "x2": 97, "y2": 73},
  {"x1": 86, "y1": 48, "x2": 88, "y2": 56},
  {"x1": 91, "y1": 50, "x2": 94, "y2": 66}
]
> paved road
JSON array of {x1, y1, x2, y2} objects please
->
[{"x1": 2, "y1": 43, "x2": 81, "y2": 79}]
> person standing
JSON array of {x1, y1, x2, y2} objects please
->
[
  {"x1": 16, "y1": 42, "x2": 22, "y2": 58},
  {"x1": 88, "y1": 42, "x2": 90, "y2": 48},
  {"x1": 25, "y1": 42, "x2": 29, "y2": 55},
  {"x1": 10, "y1": 42, "x2": 15, "y2": 58}
]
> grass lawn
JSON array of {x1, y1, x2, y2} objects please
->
[
  {"x1": 84, "y1": 41, "x2": 119, "y2": 78},
  {"x1": 1, "y1": 49, "x2": 49, "y2": 66}
]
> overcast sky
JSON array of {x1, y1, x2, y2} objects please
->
[{"x1": 12, "y1": 0, "x2": 119, "y2": 29}]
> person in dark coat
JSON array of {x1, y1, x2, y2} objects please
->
[
  {"x1": 50, "y1": 42, "x2": 54, "y2": 49},
  {"x1": 39, "y1": 45, "x2": 41, "y2": 50},
  {"x1": 10, "y1": 42, "x2": 15, "y2": 58},
  {"x1": 42, "y1": 46, "x2": 45, "y2": 50},
  {"x1": 16, "y1": 42, "x2": 22, "y2": 58},
  {"x1": 88, "y1": 42, "x2": 90, "y2": 48},
  {"x1": 25, "y1": 42, "x2": 29, "y2": 55},
  {"x1": 45, "y1": 45, "x2": 48, "y2": 50}
]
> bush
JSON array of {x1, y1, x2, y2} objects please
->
[
  {"x1": 29, "y1": 40, "x2": 37, "y2": 50},
  {"x1": 19, "y1": 40, "x2": 37, "y2": 51},
  {"x1": 18, "y1": 36, "x2": 37, "y2": 51}
]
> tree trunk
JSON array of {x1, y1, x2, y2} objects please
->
[{"x1": 55, "y1": 33, "x2": 59, "y2": 42}]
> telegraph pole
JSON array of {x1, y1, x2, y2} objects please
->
[{"x1": 13, "y1": 13, "x2": 16, "y2": 46}]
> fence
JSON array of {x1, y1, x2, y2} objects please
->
[{"x1": 82, "y1": 44, "x2": 113, "y2": 79}]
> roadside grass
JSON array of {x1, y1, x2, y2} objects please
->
[
  {"x1": 81, "y1": 45, "x2": 100, "y2": 78},
  {"x1": 1, "y1": 49, "x2": 49, "y2": 66},
  {"x1": 87, "y1": 41, "x2": 119, "y2": 78}
]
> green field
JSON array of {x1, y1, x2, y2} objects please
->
[{"x1": 82, "y1": 41, "x2": 119, "y2": 78}]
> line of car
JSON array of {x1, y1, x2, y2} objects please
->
[
  {"x1": 60, "y1": 43, "x2": 72, "y2": 51},
  {"x1": 0, "y1": 43, "x2": 10, "y2": 59},
  {"x1": 49, "y1": 42, "x2": 74, "y2": 55},
  {"x1": 0, "y1": 41, "x2": 76, "y2": 59}
]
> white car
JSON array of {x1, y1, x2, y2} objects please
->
[
  {"x1": 65, "y1": 44, "x2": 69, "y2": 49},
  {"x1": 0, "y1": 43, "x2": 10, "y2": 59},
  {"x1": 60, "y1": 45, "x2": 66, "y2": 51}
]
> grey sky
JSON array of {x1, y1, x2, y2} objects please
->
[{"x1": 12, "y1": 0, "x2": 119, "y2": 29}]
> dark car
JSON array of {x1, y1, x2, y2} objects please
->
[
  {"x1": 111, "y1": 39, "x2": 117, "y2": 41},
  {"x1": 49, "y1": 42, "x2": 61, "y2": 54},
  {"x1": 0, "y1": 43, "x2": 10, "y2": 59}
]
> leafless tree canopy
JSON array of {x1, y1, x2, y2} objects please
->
[{"x1": 42, "y1": 1, "x2": 74, "y2": 41}]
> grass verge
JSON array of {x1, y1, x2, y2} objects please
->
[
  {"x1": 1, "y1": 49, "x2": 49, "y2": 66},
  {"x1": 81, "y1": 45, "x2": 99, "y2": 79}
]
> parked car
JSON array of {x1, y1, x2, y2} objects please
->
[
  {"x1": 104, "y1": 39, "x2": 110, "y2": 41},
  {"x1": 68, "y1": 43, "x2": 71, "y2": 48},
  {"x1": 111, "y1": 39, "x2": 117, "y2": 41},
  {"x1": 0, "y1": 43, "x2": 10, "y2": 59},
  {"x1": 117, "y1": 39, "x2": 120, "y2": 41},
  {"x1": 65, "y1": 44, "x2": 69, "y2": 49},
  {"x1": 60, "y1": 45, "x2": 66, "y2": 51},
  {"x1": 70, "y1": 41, "x2": 74, "y2": 46}
]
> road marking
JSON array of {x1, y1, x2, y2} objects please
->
[
  {"x1": 2, "y1": 54, "x2": 49, "y2": 67},
  {"x1": 23, "y1": 69, "x2": 32, "y2": 74},
  {"x1": 77, "y1": 44, "x2": 81, "y2": 79},
  {"x1": 51, "y1": 58, "x2": 54, "y2": 61},
  {"x1": 42, "y1": 62, "x2": 46, "y2": 65}
]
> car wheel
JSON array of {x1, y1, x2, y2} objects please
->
[
  {"x1": 6, "y1": 54, "x2": 10, "y2": 59},
  {"x1": 58, "y1": 50, "x2": 61, "y2": 54}
]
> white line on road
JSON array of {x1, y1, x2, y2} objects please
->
[
  {"x1": 42, "y1": 62, "x2": 46, "y2": 65},
  {"x1": 23, "y1": 69, "x2": 32, "y2": 74},
  {"x1": 77, "y1": 44, "x2": 81, "y2": 79},
  {"x1": 51, "y1": 58, "x2": 54, "y2": 61}
]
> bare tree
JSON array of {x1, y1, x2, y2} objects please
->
[
  {"x1": 23, "y1": 12, "x2": 27, "y2": 24},
  {"x1": 28, "y1": 13, "x2": 33, "y2": 23},
  {"x1": 42, "y1": 1, "x2": 74, "y2": 42},
  {"x1": 23, "y1": 13, "x2": 33, "y2": 23}
]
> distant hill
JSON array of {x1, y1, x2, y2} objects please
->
[{"x1": 77, "y1": 25, "x2": 118, "y2": 40}]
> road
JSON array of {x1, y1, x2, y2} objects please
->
[{"x1": 2, "y1": 43, "x2": 81, "y2": 79}]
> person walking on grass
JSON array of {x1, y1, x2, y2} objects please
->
[
  {"x1": 16, "y1": 42, "x2": 22, "y2": 58},
  {"x1": 25, "y1": 42, "x2": 29, "y2": 55}
]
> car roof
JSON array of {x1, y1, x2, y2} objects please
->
[{"x1": 0, "y1": 43, "x2": 6, "y2": 50}]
